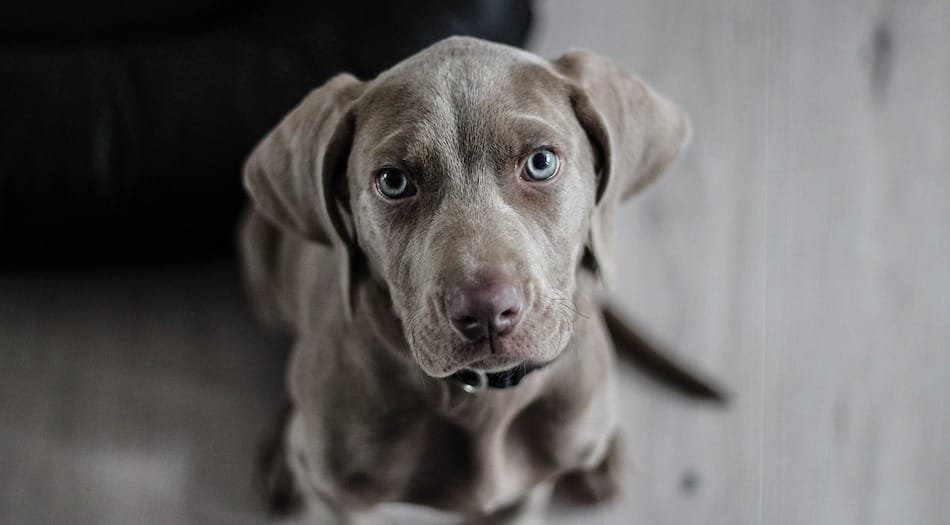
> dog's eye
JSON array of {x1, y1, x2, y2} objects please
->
[
  {"x1": 523, "y1": 148, "x2": 560, "y2": 181},
  {"x1": 376, "y1": 169, "x2": 416, "y2": 199}
]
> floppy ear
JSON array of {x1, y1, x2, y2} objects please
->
[
  {"x1": 554, "y1": 50, "x2": 691, "y2": 284},
  {"x1": 243, "y1": 73, "x2": 364, "y2": 315}
]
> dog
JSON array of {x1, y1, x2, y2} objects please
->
[{"x1": 240, "y1": 36, "x2": 691, "y2": 524}]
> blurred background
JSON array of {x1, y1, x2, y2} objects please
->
[{"x1": 1, "y1": 1, "x2": 947, "y2": 524}]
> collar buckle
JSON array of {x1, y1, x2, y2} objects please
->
[{"x1": 454, "y1": 369, "x2": 487, "y2": 394}]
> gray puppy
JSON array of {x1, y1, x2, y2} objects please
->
[{"x1": 240, "y1": 36, "x2": 690, "y2": 524}]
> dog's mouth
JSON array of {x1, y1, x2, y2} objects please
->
[{"x1": 463, "y1": 352, "x2": 528, "y2": 373}]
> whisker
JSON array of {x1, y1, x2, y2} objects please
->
[{"x1": 543, "y1": 291, "x2": 589, "y2": 321}]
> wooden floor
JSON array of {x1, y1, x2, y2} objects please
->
[
  {"x1": 532, "y1": 1, "x2": 949, "y2": 523},
  {"x1": 2, "y1": 1, "x2": 947, "y2": 524}
]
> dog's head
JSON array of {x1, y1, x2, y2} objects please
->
[{"x1": 244, "y1": 37, "x2": 689, "y2": 378}]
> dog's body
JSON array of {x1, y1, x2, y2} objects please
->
[
  {"x1": 243, "y1": 211, "x2": 618, "y2": 522},
  {"x1": 240, "y1": 37, "x2": 690, "y2": 523}
]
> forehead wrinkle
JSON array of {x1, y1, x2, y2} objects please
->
[
  {"x1": 405, "y1": 92, "x2": 462, "y2": 183},
  {"x1": 369, "y1": 125, "x2": 416, "y2": 161},
  {"x1": 505, "y1": 114, "x2": 567, "y2": 145},
  {"x1": 362, "y1": 100, "x2": 459, "y2": 176},
  {"x1": 450, "y1": 93, "x2": 511, "y2": 181}
]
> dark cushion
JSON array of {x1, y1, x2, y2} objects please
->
[{"x1": 0, "y1": 0, "x2": 532, "y2": 264}]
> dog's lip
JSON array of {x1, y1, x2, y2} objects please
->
[
  {"x1": 421, "y1": 330, "x2": 570, "y2": 377},
  {"x1": 412, "y1": 345, "x2": 519, "y2": 378},
  {"x1": 469, "y1": 356, "x2": 521, "y2": 373},
  {"x1": 462, "y1": 355, "x2": 526, "y2": 373}
]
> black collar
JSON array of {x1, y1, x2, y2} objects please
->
[{"x1": 451, "y1": 361, "x2": 549, "y2": 393}]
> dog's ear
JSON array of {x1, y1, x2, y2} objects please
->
[
  {"x1": 243, "y1": 73, "x2": 364, "y2": 316},
  {"x1": 554, "y1": 50, "x2": 691, "y2": 284}
]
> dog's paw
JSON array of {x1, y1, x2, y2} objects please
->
[
  {"x1": 256, "y1": 406, "x2": 304, "y2": 516},
  {"x1": 261, "y1": 449, "x2": 304, "y2": 516},
  {"x1": 554, "y1": 434, "x2": 625, "y2": 505}
]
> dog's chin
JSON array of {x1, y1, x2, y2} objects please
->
[
  {"x1": 461, "y1": 353, "x2": 528, "y2": 373},
  {"x1": 410, "y1": 333, "x2": 571, "y2": 379}
]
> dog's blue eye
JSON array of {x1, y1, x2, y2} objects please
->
[
  {"x1": 376, "y1": 169, "x2": 415, "y2": 199},
  {"x1": 524, "y1": 149, "x2": 559, "y2": 181}
]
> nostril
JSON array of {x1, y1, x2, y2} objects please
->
[
  {"x1": 456, "y1": 315, "x2": 481, "y2": 330},
  {"x1": 448, "y1": 305, "x2": 488, "y2": 341},
  {"x1": 493, "y1": 304, "x2": 523, "y2": 336},
  {"x1": 498, "y1": 307, "x2": 520, "y2": 321}
]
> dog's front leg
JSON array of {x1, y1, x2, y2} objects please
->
[
  {"x1": 554, "y1": 431, "x2": 625, "y2": 504},
  {"x1": 461, "y1": 482, "x2": 553, "y2": 525},
  {"x1": 272, "y1": 410, "x2": 388, "y2": 525},
  {"x1": 298, "y1": 495, "x2": 384, "y2": 525}
]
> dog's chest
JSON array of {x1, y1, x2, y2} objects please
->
[
  {"x1": 294, "y1": 323, "x2": 616, "y2": 514},
  {"x1": 308, "y1": 383, "x2": 609, "y2": 514},
  {"x1": 390, "y1": 386, "x2": 611, "y2": 513}
]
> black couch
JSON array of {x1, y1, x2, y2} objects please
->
[{"x1": 0, "y1": 0, "x2": 532, "y2": 264}]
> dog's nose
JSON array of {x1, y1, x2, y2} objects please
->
[{"x1": 446, "y1": 278, "x2": 524, "y2": 342}]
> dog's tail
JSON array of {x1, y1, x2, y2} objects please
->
[{"x1": 601, "y1": 302, "x2": 728, "y2": 404}]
